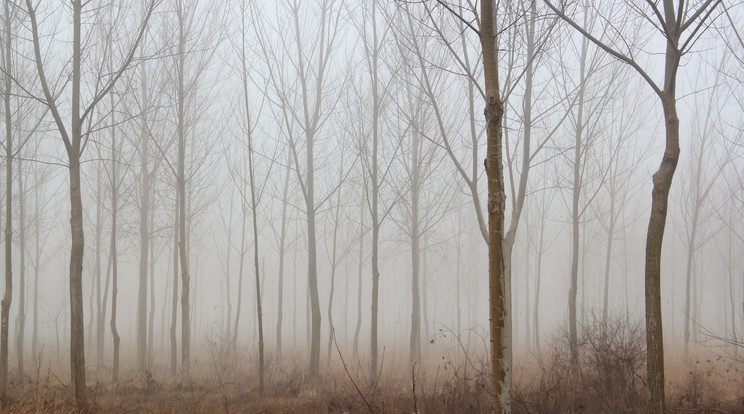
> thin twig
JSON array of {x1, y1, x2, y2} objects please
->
[
  {"x1": 334, "y1": 333, "x2": 375, "y2": 414},
  {"x1": 371, "y1": 346, "x2": 385, "y2": 399}
]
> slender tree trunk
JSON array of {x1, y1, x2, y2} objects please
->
[
  {"x1": 15, "y1": 161, "x2": 25, "y2": 380},
  {"x1": 370, "y1": 203, "x2": 380, "y2": 383},
  {"x1": 728, "y1": 213, "x2": 738, "y2": 357},
  {"x1": 176, "y1": 3, "x2": 191, "y2": 387},
  {"x1": 223, "y1": 200, "x2": 233, "y2": 339},
  {"x1": 232, "y1": 202, "x2": 246, "y2": 353},
  {"x1": 569, "y1": 22, "x2": 589, "y2": 378},
  {"x1": 240, "y1": 28, "x2": 265, "y2": 391},
  {"x1": 326, "y1": 166, "x2": 343, "y2": 365},
  {"x1": 524, "y1": 230, "x2": 530, "y2": 347},
  {"x1": 109, "y1": 100, "x2": 120, "y2": 382},
  {"x1": 422, "y1": 241, "x2": 430, "y2": 347},
  {"x1": 31, "y1": 164, "x2": 40, "y2": 359},
  {"x1": 533, "y1": 220, "x2": 545, "y2": 350},
  {"x1": 148, "y1": 203, "x2": 156, "y2": 367},
  {"x1": 276, "y1": 152, "x2": 290, "y2": 360},
  {"x1": 368, "y1": 0, "x2": 382, "y2": 385},
  {"x1": 95, "y1": 164, "x2": 104, "y2": 370},
  {"x1": 602, "y1": 191, "x2": 617, "y2": 325},
  {"x1": 353, "y1": 202, "x2": 364, "y2": 359},
  {"x1": 137, "y1": 65, "x2": 150, "y2": 371},
  {"x1": 0, "y1": 0, "x2": 12, "y2": 398},
  {"x1": 170, "y1": 193, "x2": 179, "y2": 377},
  {"x1": 409, "y1": 123, "x2": 421, "y2": 368}
]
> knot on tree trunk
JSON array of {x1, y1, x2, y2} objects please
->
[{"x1": 488, "y1": 191, "x2": 503, "y2": 214}]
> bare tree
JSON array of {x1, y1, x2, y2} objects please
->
[
  {"x1": 254, "y1": 0, "x2": 345, "y2": 378},
  {"x1": 24, "y1": 0, "x2": 154, "y2": 406},
  {"x1": 545, "y1": 0, "x2": 724, "y2": 411}
]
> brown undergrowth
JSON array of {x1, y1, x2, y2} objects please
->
[{"x1": 3, "y1": 318, "x2": 743, "y2": 413}]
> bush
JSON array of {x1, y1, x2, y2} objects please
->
[{"x1": 514, "y1": 312, "x2": 646, "y2": 413}]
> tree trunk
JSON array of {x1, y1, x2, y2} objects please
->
[
  {"x1": 683, "y1": 208, "x2": 697, "y2": 360},
  {"x1": 137, "y1": 65, "x2": 150, "y2": 371},
  {"x1": 370, "y1": 207, "x2": 380, "y2": 383},
  {"x1": 353, "y1": 202, "x2": 364, "y2": 360},
  {"x1": 643, "y1": 91, "x2": 678, "y2": 414},
  {"x1": 232, "y1": 201, "x2": 246, "y2": 353},
  {"x1": 176, "y1": 2, "x2": 191, "y2": 387},
  {"x1": 602, "y1": 191, "x2": 617, "y2": 325},
  {"x1": 109, "y1": 102, "x2": 120, "y2": 382},
  {"x1": 480, "y1": 1, "x2": 508, "y2": 411},
  {"x1": 409, "y1": 121, "x2": 421, "y2": 368},
  {"x1": 170, "y1": 193, "x2": 179, "y2": 377},
  {"x1": 240, "y1": 31, "x2": 265, "y2": 391},
  {"x1": 569, "y1": 20, "x2": 589, "y2": 378},
  {"x1": 148, "y1": 202, "x2": 156, "y2": 367},
  {"x1": 0, "y1": 0, "x2": 12, "y2": 397},
  {"x1": 533, "y1": 217, "x2": 545, "y2": 350},
  {"x1": 275, "y1": 152, "x2": 290, "y2": 360},
  {"x1": 95, "y1": 164, "x2": 105, "y2": 370},
  {"x1": 68, "y1": 1, "x2": 87, "y2": 405},
  {"x1": 31, "y1": 164, "x2": 40, "y2": 360},
  {"x1": 16, "y1": 155, "x2": 25, "y2": 381}
]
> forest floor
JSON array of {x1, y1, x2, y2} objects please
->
[
  {"x1": 4, "y1": 324, "x2": 744, "y2": 413},
  {"x1": 3, "y1": 350, "x2": 743, "y2": 413}
]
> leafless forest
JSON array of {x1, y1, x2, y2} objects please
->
[{"x1": 0, "y1": 0, "x2": 742, "y2": 412}]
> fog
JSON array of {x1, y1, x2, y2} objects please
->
[{"x1": 0, "y1": 0, "x2": 742, "y2": 411}]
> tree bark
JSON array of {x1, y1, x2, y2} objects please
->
[{"x1": 481, "y1": 1, "x2": 508, "y2": 411}]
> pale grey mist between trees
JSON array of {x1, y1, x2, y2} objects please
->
[{"x1": 0, "y1": 0, "x2": 741, "y2": 413}]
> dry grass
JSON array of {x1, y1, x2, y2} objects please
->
[{"x1": 4, "y1": 321, "x2": 743, "y2": 413}]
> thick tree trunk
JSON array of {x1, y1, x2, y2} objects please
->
[
  {"x1": 69, "y1": 1, "x2": 87, "y2": 405},
  {"x1": 645, "y1": 94, "x2": 679, "y2": 414},
  {"x1": 69, "y1": 152, "x2": 87, "y2": 408}
]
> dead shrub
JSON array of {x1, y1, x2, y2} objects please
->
[{"x1": 514, "y1": 312, "x2": 646, "y2": 413}]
